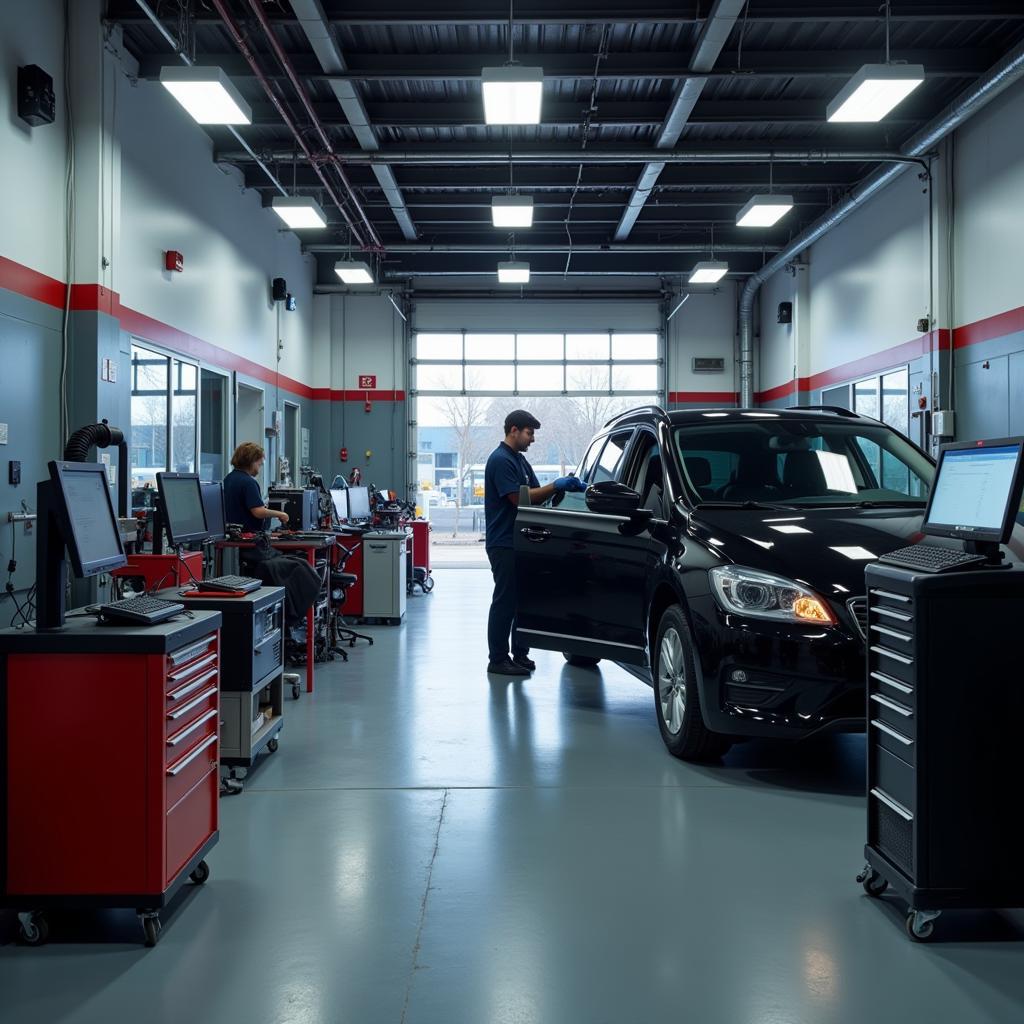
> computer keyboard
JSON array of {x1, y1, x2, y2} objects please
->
[
  {"x1": 277, "y1": 532, "x2": 334, "y2": 542},
  {"x1": 98, "y1": 595, "x2": 185, "y2": 625},
  {"x1": 200, "y1": 574, "x2": 262, "y2": 594},
  {"x1": 879, "y1": 543, "x2": 987, "y2": 573}
]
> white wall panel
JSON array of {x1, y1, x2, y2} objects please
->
[
  {"x1": 667, "y1": 286, "x2": 737, "y2": 396},
  {"x1": 412, "y1": 299, "x2": 661, "y2": 333}
]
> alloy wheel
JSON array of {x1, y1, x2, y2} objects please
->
[{"x1": 658, "y1": 627, "x2": 687, "y2": 735}]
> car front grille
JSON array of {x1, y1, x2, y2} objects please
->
[{"x1": 847, "y1": 596, "x2": 868, "y2": 642}]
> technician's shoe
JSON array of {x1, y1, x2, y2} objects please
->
[
  {"x1": 487, "y1": 658, "x2": 530, "y2": 677},
  {"x1": 511, "y1": 654, "x2": 536, "y2": 672}
]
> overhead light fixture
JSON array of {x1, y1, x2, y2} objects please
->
[
  {"x1": 688, "y1": 261, "x2": 729, "y2": 284},
  {"x1": 271, "y1": 196, "x2": 327, "y2": 229},
  {"x1": 481, "y1": 66, "x2": 543, "y2": 125},
  {"x1": 334, "y1": 260, "x2": 374, "y2": 285},
  {"x1": 491, "y1": 196, "x2": 534, "y2": 228},
  {"x1": 826, "y1": 63, "x2": 924, "y2": 123},
  {"x1": 497, "y1": 261, "x2": 530, "y2": 284},
  {"x1": 159, "y1": 66, "x2": 252, "y2": 125},
  {"x1": 736, "y1": 194, "x2": 794, "y2": 228}
]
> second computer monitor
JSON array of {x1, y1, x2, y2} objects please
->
[
  {"x1": 47, "y1": 460, "x2": 127, "y2": 577},
  {"x1": 157, "y1": 472, "x2": 209, "y2": 547},
  {"x1": 200, "y1": 481, "x2": 227, "y2": 541},
  {"x1": 347, "y1": 485, "x2": 371, "y2": 520},
  {"x1": 330, "y1": 487, "x2": 349, "y2": 522}
]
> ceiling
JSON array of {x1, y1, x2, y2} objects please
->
[{"x1": 107, "y1": 1, "x2": 1024, "y2": 289}]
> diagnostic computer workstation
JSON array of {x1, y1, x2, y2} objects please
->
[
  {"x1": 861, "y1": 435, "x2": 1024, "y2": 943},
  {"x1": 0, "y1": 460, "x2": 224, "y2": 946}
]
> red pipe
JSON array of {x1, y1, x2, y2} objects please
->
[
  {"x1": 243, "y1": 0, "x2": 382, "y2": 249},
  {"x1": 209, "y1": 0, "x2": 376, "y2": 249}
]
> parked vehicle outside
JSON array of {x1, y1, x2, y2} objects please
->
[{"x1": 513, "y1": 405, "x2": 946, "y2": 761}]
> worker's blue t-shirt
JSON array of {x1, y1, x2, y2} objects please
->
[
  {"x1": 484, "y1": 442, "x2": 539, "y2": 550},
  {"x1": 223, "y1": 469, "x2": 265, "y2": 532}
]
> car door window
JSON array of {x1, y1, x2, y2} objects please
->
[
  {"x1": 624, "y1": 432, "x2": 666, "y2": 516},
  {"x1": 592, "y1": 431, "x2": 632, "y2": 484},
  {"x1": 577, "y1": 435, "x2": 606, "y2": 483}
]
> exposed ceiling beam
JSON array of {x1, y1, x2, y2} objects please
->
[
  {"x1": 616, "y1": 0, "x2": 746, "y2": 242},
  {"x1": 307, "y1": 242, "x2": 781, "y2": 253},
  {"x1": 134, "y1": 49, "x2": 996, "y2": 82},
  {"x1": 289, "y1": 0, "x2": 416, "y2": 240}
]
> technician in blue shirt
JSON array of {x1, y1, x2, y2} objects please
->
[
  {"x1": 223, "y1": 441, "x2": 290, "y2": 532},
  {"x1": 483, "y1": 410, "x2": 585, "y2": 676}
]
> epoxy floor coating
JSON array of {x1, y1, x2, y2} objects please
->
[{"x1": 2, "y1": 568, "x2": 1023, "y2": 1024}]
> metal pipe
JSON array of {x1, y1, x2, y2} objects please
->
[
  {"x1": 133, "y1": 0, "x2": 288, "y2": 196},
  {"x1": 308, "y1": 243, "x2": 780, "y2": 254},
  {"x1": 209, "y1": 0, "x2": 378, "y2": 248},
  {"x1": 216, "y1": 146, "x2": 921, "y2": 167},
  {"x1": 737, "y1": 38, "x2": 1024, "y2": 408}
]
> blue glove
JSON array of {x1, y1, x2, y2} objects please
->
[{"x1": 553, "y1": 475, "x2": 586, "y2": 493}]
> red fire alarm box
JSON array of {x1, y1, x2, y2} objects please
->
[
  {"x1": 339, "y1": 447, "x2": 348, "y2": 462},
  {"x1": 165, "y1": 250, "x2": 184, "y2": 272}
]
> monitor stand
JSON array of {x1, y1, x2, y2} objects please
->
[
  {"x1": 35, "y1": 480, "x2": 68, "y2": 630},
  {"x1": 965, "y1": 539, "x2": 1008, "y2": 568}
]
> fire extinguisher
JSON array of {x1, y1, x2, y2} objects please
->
[{"x1": 339, "y1": 446, "x2": 348, "y2": 462}]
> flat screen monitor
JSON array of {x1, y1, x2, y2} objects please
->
[
  {"x1": 330, "y1": 488, "x2": 349, "y2": 522},
  {"x1": 923, "y1": 437, "x2": 1024, "y2": 545},
  {"x1": 48, "y1": 461, "x2": 127, "y2": 577},
  {"x1": 347, "y1": 485, "x2": 371, "y2": 520},
  {"x1": 200, "y1": 481, "x2": 227, "y2": 541},
  {"x1": 157, "y1": 472, "x2": 209, "y2": 547}
]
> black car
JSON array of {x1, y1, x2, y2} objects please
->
[{"x1": 513, "y1": 405, "x2": 943, "y2": 761}]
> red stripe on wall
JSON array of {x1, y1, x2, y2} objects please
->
[
  {"x1": 668, "y1": 391, "x2": 737, "y2": 404},
  {"x1": 309, "y1": 388, "x2": 406, "y2": 402},
  {"x1": 0, "y1": 255, "x2": 66, "y2": 308},
  {"x1": 953, "y1": 307, "x2": 1024, "y2": 349}
]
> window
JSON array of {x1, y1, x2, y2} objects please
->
[
  {"x1": 131, "y1": 344, "x2": 198, "y2": 485},
  {"x1": 593, "y1": 431, "x2": 632, "y2": 484},
  {"x1": 578, "y1": 436, "x2": 606, "y2": 482},
  {"x1": 199, "y1": 369, "x2": 228, "y2": 482}
]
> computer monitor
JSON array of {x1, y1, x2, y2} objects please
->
[
  {"x1": 923, "y1": 437, "x2": 1024, "y2": 546},
  {"x1": 330, "y1": 488, "x2": 349, "y2": 522},
  {"x1": 347, "y1": 485, "x2": 371, "y2": 520},
  {"x1": 157, "y1": 472, "x2": 209, "y2": 547},
  {"x1": 47, "y1": 461, "x2": 127, "y2": 578},
  {"x1": 200, "y1": 481, "x2": 227, "y2": 541}
]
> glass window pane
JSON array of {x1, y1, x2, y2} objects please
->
[
  {"x1": 517, "y1": 334, "x2": 563, "y2": 360},
  {"x1": 612, "y1": 333, "x2": 658, "y2": 360},
  {"x1": 882, "y1": 368, "x2": 909, "y2": 434},
  {"x1": 612, "y1": 364, "x2": 659, "y2": 391},
  {"x1": 854, "y1": 377, "x2": 879, "y2": 419},
  {"x1": 465, "y1": 333, "x2": 514, "y2": 360},
  {"x1": 171, "y1": 361, "x2": 197, "y2": 473},
  {"x1": 566, "y1": 333, "x2": 609, "y2": 360},
  {"x1": 200, "y1": 369, "x2": 228, "y2": 482},
  {"x1": 468, "y1": 364, "x2": 515, "y2": 391},
  {"x1": 419, "y1": 364, "x2": 463, "y2": 391},
  {"x1": 567, "y1": 364, "x2": 610, "y2": 391},
  {"x1": 592, "y1": 431, "x2": 631, "y2": 484},
  {"x1": 130, "y1": 345, "x2": 169, "y2": 487},
  {"x1": 517, "y1": 364, "x2": 564, "y2": 392},
  {"x1": 416, "y1": 333, "x2": 462, "y2": 360}
]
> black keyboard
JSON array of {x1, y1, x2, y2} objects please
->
[
  {"x1": 276, "y1": 532, "x2": 334, "y2": 543},
  {"x1": 200, "y1": 574, "x2": 262, "y2": 594},
  {"x1": 98, "y1": 595, "x2": 185, "y2": 625},
  {"x1": 880, "y1": 544, "x2": 987, "y2": 573}
]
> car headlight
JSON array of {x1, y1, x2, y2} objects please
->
[{"x1": 709, "y1": 566, "x2": 835, "y2": 624}]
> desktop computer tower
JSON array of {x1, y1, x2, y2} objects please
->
[{"x1": 267, "y1": 488, "x2": 318, "y2": 530}]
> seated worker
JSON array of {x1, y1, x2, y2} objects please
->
[{"x1": 224, "y1": 442, "x2": 290, "y2": 532}]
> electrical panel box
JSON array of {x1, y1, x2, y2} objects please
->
[
  {"x1": 692, "y1": 357, "x2": 726, "y2": 373},
  {"x1": 932, "y1": 410, "x2": 954, "y2": 437}
]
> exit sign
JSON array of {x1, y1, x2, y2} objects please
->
[{"x1": 358, "y1": 374, "x2": 377, "y2": 389}]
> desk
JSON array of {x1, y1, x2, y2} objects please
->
[
  {"x1": 0, "y1": 610, "x2": 223, "y2": 946},
  {"x1": 216, "y1": 535, "x2": 335, "y2": 695}
]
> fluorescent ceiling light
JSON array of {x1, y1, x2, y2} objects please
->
[
  {"x1": 334, "y1": 260, "x2": 374, "y2": 284},
  {"x1": 826, "y1": 63, "x2": 925, "y2": 123},
  {"x1": 497, "y1": 261, "x2": 530, "y2": 284},
  {"x1": 159, "y1": 66, "x2": 252, "y2": 125},
  {"x1": 491, "y1": 196, "x2": 534, "y2": 228},
  {"x1": 688, "y1": 261, "x2": 729, "y2": 284},
  {"x1": 736, "y1": 194, "x2": 794, "y2": 228},
  {"x1": 271, "y1": 196, "x2": 327, "y2": 229},
  {"x1": 482, "y1": 66, "x2": 544, "y2": 125}
]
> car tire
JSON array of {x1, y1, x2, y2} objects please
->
[
  {"x1": 653, "y1": 605, "x2": 731, "y2": 761},
  {"x1": 563, "y1": 653, "x2": 601, "y2": 668}
]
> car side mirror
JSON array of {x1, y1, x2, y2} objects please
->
[{"x1": 585, "y1": 480, "x2": 644, "y2": 516}]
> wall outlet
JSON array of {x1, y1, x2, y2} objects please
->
[{"x1": 0, "y1": 423, "x2": 7, "y2": 445}]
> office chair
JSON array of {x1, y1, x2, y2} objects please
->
[{"x1": 330, "y1": 543, "x2": 375, "y2": 654}]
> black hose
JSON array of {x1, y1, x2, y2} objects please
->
[{"x1": 62, "y1": 420, "x2": 129, "y2": 517}]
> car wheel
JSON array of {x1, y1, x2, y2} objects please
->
[
  {"x1": 653, "y1": 605, "x2": 731, "y2": 761},
  {"x1": 563, "y1": 653, "x2": 601, "y2": 668}
]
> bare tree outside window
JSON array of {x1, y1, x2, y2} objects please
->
[{"x1": 438, "y1": 385, "x2": 492, "y2": 537}]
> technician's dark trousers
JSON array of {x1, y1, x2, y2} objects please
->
[{"x1": 486, "y1": 547, "x2": 529, "y2": 664}]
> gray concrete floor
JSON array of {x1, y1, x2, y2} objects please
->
[{"x1": 2, "y1": 567, "x2": 1023, "y2": 1023}]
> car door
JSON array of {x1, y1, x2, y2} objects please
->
[{"x1": 514, "y1": 428, "x2": 653, "y2": 665}]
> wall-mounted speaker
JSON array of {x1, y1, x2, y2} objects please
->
[
  {"x1": 777, "y1": 301, "x2": 793, "y2": 324},
  {"x1": 272, "y1": 277, "x2": 287, "y2": 301}
]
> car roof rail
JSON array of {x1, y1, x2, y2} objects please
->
[
  {"x1": 788, "y1": 405, "x2": 861, "y2": 419},
  {"x1": 603, "y1": 404, "x2": 669, "y2": 428}
]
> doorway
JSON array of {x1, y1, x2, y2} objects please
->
[
  {"x1": 284, "y1": 402, "x2": 300, "y2": 486},
  {"x1": 236, "y1": 382, "x2": 266, "y2": 491},
  {"x1": 200, "y1": 369, "x2": 230, "y2": 481}
]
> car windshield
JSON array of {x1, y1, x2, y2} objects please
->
[{"x1": 674, "y1": 417, "x2": 934, "y2": 507}]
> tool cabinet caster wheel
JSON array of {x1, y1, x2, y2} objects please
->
[
  {"x1": 292, "y1": 684, "x2": 301, "y2": 699},
  {"x1": 189, "y1": 860, "x2": 210, "y2": 885},
  {"x1": 267, "y1": 737, "x2": 279, "y2": 753},
  {"x1": 142, "y1": 916, "x2": 162, "y2": 947},
  {"x1": 906, "y1": 911, "x2": 936, "y2": 942},
  {"x1": 861, "y1": 870, "x2": 888, "y2": 897},
  {"x1": 17, "y1": 913, "x2": 48, "y2": 946}
]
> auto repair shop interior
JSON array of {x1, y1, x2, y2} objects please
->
[{"x1": 3, "y1": 1, "x2": 1024, "y2": 1021}]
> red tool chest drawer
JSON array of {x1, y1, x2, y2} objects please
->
[{"x1": 166, "y1": 768, "x2": 219, "y2": 886}]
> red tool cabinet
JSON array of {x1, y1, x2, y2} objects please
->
[
  {"x1": 0, "y1": 610, "x2": 222, "y2": 946},
  {"x1": 111, "y1": 551, "x2": 204, "y2": 592},
  {"x1": 332, "y1": 533, "x2": 364, "y2": 617}
]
